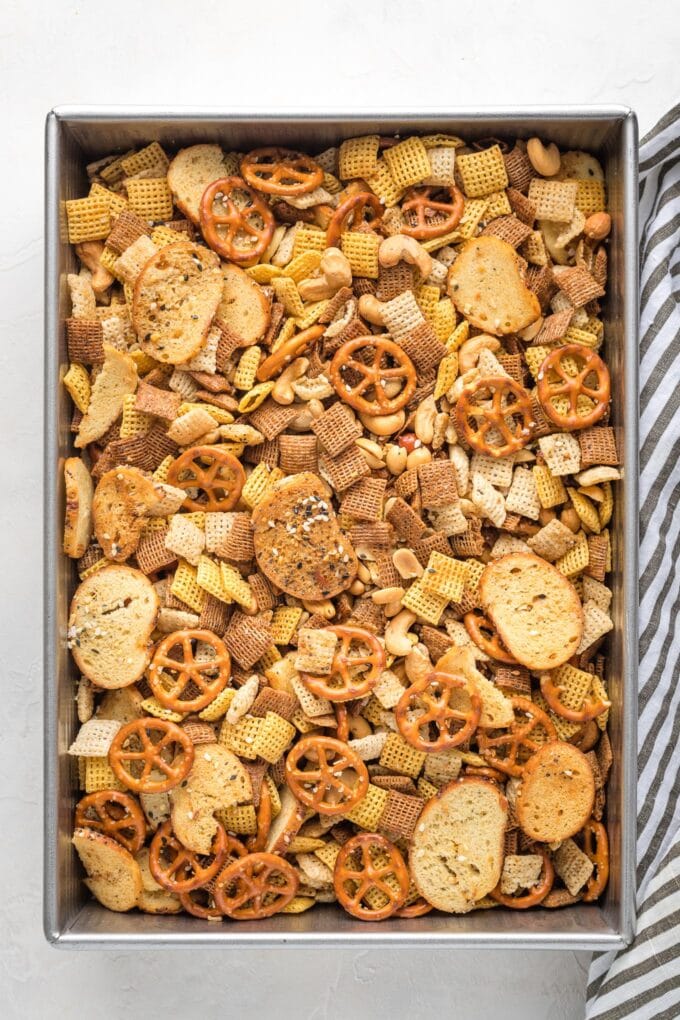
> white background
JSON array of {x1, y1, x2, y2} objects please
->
[{"x1": 1, "y1": 1, "x2": 677, "y2": 1016}]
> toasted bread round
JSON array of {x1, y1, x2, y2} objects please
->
[
  {"x1": 135, "y1": 848, "x2": 183, "y2": 913},
  {"x1": 133, "y1": 242, "x2": 222, "y2": 365},
  {"x1": 170, "y1": 743, "x2": 252, "y2": 853},
  {"x1": 556, "y1": 151, "x2": 605, "y2": 182},
  {"x1": 74, "y1": 345, "x2": 138, "y2": 448},
  {"x1": 252, "y1": 472, "x2": 359, "y2": 600},
  {"x1": 167, "y1": 144, "x2": 231, "y2": 225},
  {"x1": 265, "y1": 785, "x2": 307, "y2": 854},
  {"x1": 479, "y1": 553, "x2": 584, "y2": 670},
  {"x1": 63, "y1": 456, "x2": 94, "y2": 558},
  {"x1": 516, "y1": 741, "x2": 595, "y2": 842},
  {"x1": 72, "y1": 827, "x2": 142, "y2": 912},
  {"x1": 447, "y1": 236, "x2": 541, "y2": 336},
  {"x1": 69, "y1": 565, "x2": 159, "y2": 689},
  {"x1": 410, "y1": 779, "x2": 507, "y2": 913},
  {"x1": 216, "y1": 264, "x2": 270, "y2": 345},
  {"x1": 93, "y1": 466, "x2": 159, "y2": 561}
]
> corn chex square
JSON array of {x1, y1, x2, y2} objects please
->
[
  {"x1": 379, "y1": 733, "x2": 426, "y2": 779},
  {"x1": 421, "y1": 551, "x2": 467, "y2": 603},
  {"x1": 456, "y1": 145, "x2": 509, "y2": 198}
]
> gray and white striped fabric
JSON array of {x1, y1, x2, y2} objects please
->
[{"x1": 586, "y1": 106, "x2": 680, "y2": 1019}]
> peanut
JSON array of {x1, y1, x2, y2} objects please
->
[{"x1": 584, "y1": 213, "x2": 612, "y2": 242}]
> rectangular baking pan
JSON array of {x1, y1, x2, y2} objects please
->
[{"x1": 45, "y1": 106, "x2": 638, "y2": 949}]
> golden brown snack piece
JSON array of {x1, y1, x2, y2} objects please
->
[
  {"x1": 252, "y1": 473, "x2": 359, "y2": 600},
  {"x1": 479, "y1": 553, "x2": 584, "y2": 670},
  {"x1": 92, "y1": 466, "x2": 159, "y2": 561},
  {"x1": 166, "y1": 144, "x2": 231, "y2": 224},
  {"x1": 132, "y1": 242, "x2": 222, "y2": 364},
  {"x1": 410, "y1": 779, "x2": 507, "y2": 913},
  {"x1": 170, "y1": 743, "x2": 252, "y2": 853},
  {"x1": 74, "y1": 345, "x2": 138, "y2": 448},
  {"x1": 68, "y1": 565, "x2": 159, "y2": 688},
  {"x1": 63, "y1": 456, "x2": 94, "y2": 558},
  {"x1": 516, "y1": 741, "x2": 595, "y2": 842},
  {"x1": 447, "y1": 236, "x2": 541, "y2": 336},
  {"x1": 72, "y1": 827, "x2": 142, "y2": 912},
  {"x1": 216, "y1": 263, "x2": 270, "y2": 345}
]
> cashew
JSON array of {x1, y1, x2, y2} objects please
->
[
  {"x1": 406, "y1": 447, "x2": 431, "y2": 470},
  {"x1": 584, "y1": 212, "x2": 612, "y2": 241},
  {"x1": 349, "y1": 579, "x2": 365, "y2": 596},
  {"x1": 355, "y1": 437, "x2": 385, "y2": 470},
  {"x1": 291, "y1": 373, "x2": 334, "y2": 402},
  {"x1": 75, "y1": 241, "x2": 114, "y2": 296},
  {"x1": 378, "y1": 235, "x2": 433, "y2": 279},
  {"x1": 392, "y1": 548, "x2": 424, "y2": 579},
  {"x1": 574, "y1": 466, "x2": 621, "y2": 486},
  {"x1": 385, "y1": 443, "x2": 407, "y2": 475},
  {"x1": 526, "y1": 137, "x2": 561, "y2": 177},
  {"x1": 288, "y1": 398, "x2": 324, "y2": 431},
  {"x1": 413, "y1": 394, "x2": 437, "y2": 445},
  {"x1": 302, "y1": 598, "x2": 335, "y2": 619},
  {"x1": 458, "y1": 334, "x2": 501, "y2": 374},
  {"x1": 385, "y1": 608, "x2": 418, "y2": 657},
  {"x1": 405, "y1": 643, "x2": 433, "y2": 684},
  {"x1": 384, "y1": 600, "x2": 404, "y2": 618},
  {"x1": 298, "y1": 247, "x2": 352, "y2": 302},
  {"x1": 371, "y1": 586, "x2": 406, "y2": 605},
  {"x1": 272, "y1": 357, "x2": 309, "y2": 405},
  {"x1": 358, "y1": 293, "x2": 387, "y2": 326},
  {"x1": 359, "y1": 409, "x2": 406, "y2": 436},
  {"x1": 448, "y1": 368, "x2": 479, "y2": 402}
]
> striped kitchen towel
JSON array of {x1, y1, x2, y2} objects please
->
[{"x1": 586, "y1": 106, "x2": 680, "y2": 1018}]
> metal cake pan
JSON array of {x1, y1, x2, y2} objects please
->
[{"x1": 44, "y1": 106, "x2": 638, "y2": 949}]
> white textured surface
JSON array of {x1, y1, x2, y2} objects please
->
[{"x1": 1, "y1": 1, "x2": 677, "y2": 1016}]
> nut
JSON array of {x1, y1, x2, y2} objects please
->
[
  {"x1": 385, "y1": 443, "x2": 407, "y2": 475},
  {"x1": 526, "y1": 137, "x2": 561, "y2": 177},
  {"x1": 583, "y1": 212, "x2": 612, "y2": 241},
  {"x1": 357, "y1": 293, "x2": 386, "y2": 326},
  {"x1": 298, "y1": 247, "x2": 352, "y2": 302},
  {"x1": 355, "y1": 437, "x2": 385, "y2": 470},
  {"x1": 413, "y1": 394, "x2": 437, "y2": 445},
  {"x1": 302, "y1": 598, "x2": 335, "y2": 619},
  {"x1": 359, "y1": 409, "x2": 406, "y2": 437},
  {"x1": 392, "y1": 548, "x2": 424, "y2": 580},
  {"x1": 538, "y1": 508, "x2": 556, "y2": 527},
  {"x1": 560, "y1": 507, "x2": 581, "y2": 534},
  {"x1": 458, "y1": 334, "x2": 501, "y2": 375},
  {"x1": 272, "y1": 357, "x2": 309, "y2": 405},
  {"x1": 574, "y1": 466, "x2": 621, "y2": 486},
  {"x1": 75, "y1": 240, "x2": 114, "y2": 296},
  {"x1": 291, "y1": 374, "x2": 334, "y2": 401},
  {"x1": 378, "y1": 235, "x2": 433, "y2": 279},
  {"x1": 384, "y1": 608, "x2": 418, "y2": 657},
  {"x1": 349, "y1": 579, "x2": 365, "y2": 596},
  {"x1": 406, "y1": 447, "x2": 431, "y2": 470},
  {"x1": 348, "y1": 716, "x2": 371, "y2": 739},
  {"x1": 371, "y1": 586, "x2": 406, "y2": 605}
]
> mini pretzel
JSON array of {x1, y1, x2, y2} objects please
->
[
  {"x1": 326, "y1": 192, "x2": 384, "y2": 246},
  {"x1": 285, "y1": 735, "x2": 369, "y2": 816},
  {"x1": 537, "y1": 344, "x2": 610, "y2": 430},
  {"x1": 240, "y1": 148, "x2": 324, "y2": 197},
  {"x1": 246, "y1": 780, "x2": 272, "y2": 853},
  {"x1": 490, "y1": 849, "x2": 555, "y2": 909},
  {"x1": 199, "y1": 176, "x2": 275, "y2": 264},
  {"x1": 213, "y1": 852, "x2": 299, "y2": 919},
  {"x1": 74, "y1": 791, "x2": 146, "y2": 855},
  {"x1": 330, "y1": 335, "x2": 417, "y2": 416},
  {"x1": 395, "y1": 670, "x2": 481, "y2": 753},
  {"x1": 256, "y1": 324, "x2": 325, "y2": 382},
  {"x1": 149, "y1": 819, "x2": 230, "y2": 893},
  {"x1": 539, "y1": 672, "x2": 611, "y2": 723},
  {"x1": 334, "y1": 833, "x2": 410, "y2": 921},
  {"x1": 581, "y1": 819, "x2": 609, "y2": 902},
  {"x1": 477, "y1": 696, "x2": 557, "y2": 777},
  {"x1": 394, "y1": 897, "x2": 433, "y2": 918},
  {"x1": 167, "y1": 445, "x2": 246, "y2": 512},
  {"x1": 464, "y1": 610, "x2": 518, "y2": 664},
  {"x1": 109, "y1": 718, "x2": 194, "y2": 793},
  {"x1": 148, "y1": 629, "x2": 231, "y2": 713},
  {"x1": 178, "y1": 835, "x2": 248, "y2": 918},
  {"x1": 456, "y1": 376, "x2": 535, "y2": 458},
  {"x1": 401, "y1": 185, "x2": 465, "y2": 240},
  {"x1": 302, "y1": 625, "x2": 386, "y2": 703}
]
